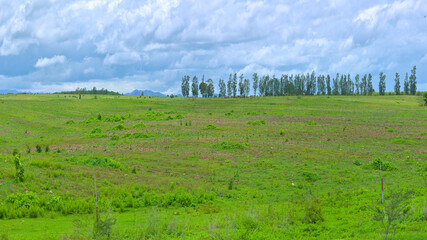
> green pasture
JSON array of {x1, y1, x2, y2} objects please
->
[{"x1": 0, "y1": 94, "x2": 425, "y2": 239}]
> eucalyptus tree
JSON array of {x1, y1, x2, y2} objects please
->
[
  {"x1": 404, "y1": 72, "x2": 409, "y2": 95},
  {"x1": 409, "y1": 65, "x2": 417, "y2": 95},
  {"x1": 394, "y1": 73, "x2": 400, "y2": 95},
  {"x1": 378, "y1": 72, "x2": 386, "y2": 95},
  {"x1": 252, "y1": 73, "x2": 258, "y2": 96},
  {"x1": 218, "y1": 79, "x2": 226, "y2": 97},
  {"x1": 191, "y1": 76, "x2": 199, "y2": 97}
]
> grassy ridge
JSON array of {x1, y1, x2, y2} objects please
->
[{"x1": 0, "y1": 94, "x2": 426, "y2": 239}]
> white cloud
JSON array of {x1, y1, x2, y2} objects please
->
[
  {"x1": 35, "y1": 55, "x2": 67, "y2": 68},
  {"x1": 0, "y1": 0, "x2": 426, "y2": 92},
  {"x1": 103, "y1": 52, "x2": 141, "y2": 65}
]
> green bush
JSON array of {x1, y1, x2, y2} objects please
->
[
  {"x1": 104, "y1": 114, "x2": 126, "y2": 122},
  {"x1": 369, "y1": 158, "x2": 398, "y2": 171},
  {"x1": 280, "y1": 128, "x2": 285, "y2": 136},
  {"x1": 204, "y1": 124, "x2": 220, "y2": 130},
  {"x1": 307, "y1": 120, "x2": 318, "y2": 125},
  {"x1": 123, "y1": 132, "x2": 153, "y2": 139},
  {"x1": 14, "y1": 155, "x2": 24, "y2": 182},
  {"x1": 110, "y1": 134, "x2": 120, "y2": 141},
  {"x1": 305, "y1": 198, "x2": 324, "y2": 224},
  {"x1": 247, "y1": 120, "x2": 266, "y2": 125},
  {"x1": 65, "y1": 120, "x2": 75, "y2": 124},
  {"x1": 84, "y1": 157, "x2": 122, "y2": 169},
  {"x1": 214, "y1": 141, "x2": 249, "y2": 150},
  {"x1": 91, "y1": 127, "x2": 103, "y2": 134},
  {"x1": 35, "y1": 144, "x2": 42, "y2": 153},
  {"x1": 392, "y1": 137, "x2": 417, "y2": 145},
  {"x1": 111, "y1": 124, "x2": 126, "y2": 131},
  {"x1": 132, "y1": 122, "x2": 147, "y2": 129},
  {"x1": 302, "y1": 171, "x2": 320, "y2": 182}
]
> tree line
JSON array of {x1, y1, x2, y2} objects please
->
[{"x1": 181, "y1": 66, "x2": 418, "y2": 97}]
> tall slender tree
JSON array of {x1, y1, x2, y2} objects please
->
[
  {"x1": 326, "y1": 75, "x2": 331, "y2": 95},
  {"x1": 394, "y1": 73, "x2": 400, "y2": 95},
  {"x1": 227, "y1": 74, "x2": 232, "y2": 97},
  {"x1": 403, "y1": 72, "x2": 409, "y2": 95},
  {"x1": 191, "y1": 76, "x2": 199, "y2": 97},
  {"x1": 243, "y1": 78, "x2": 250, "y2": 97},
  {"x1": 355, "y1": 74, "x2": 360, "y2": 95},
  {"x1": 207, "y1": 78, "x2": 214, "y2": 97},
  {"x1": 252, "y1": 73, "x2": 258, "y2": 96},
  {"x1": 361, "y1": 74, "x2": 367, "y2": 95},
  {"x1": 181, "y1": 75, "x2": 190, "y2": 97},
  {"x1": 238, "y1": 74, "x2": 244, "y2": 96},
  {"x1": 409, "y1": 65, "x2": 417, "y2": 95},
  {"x1": 219, "y1": 79, "x2": 226, "y2": 97},
  {"x1": 367, "y1": 73, "x2": 374, "y2": 95},
  {"x1": 379, "y1": 72, "x2": 386, "y2": 95}
]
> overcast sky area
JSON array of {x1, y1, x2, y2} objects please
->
[{"x1": 0, "y1": 0, "x2": 426, "y2": 94}]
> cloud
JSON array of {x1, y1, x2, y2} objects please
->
[
  {"x1": 35, "y1": 55, "x2": 67, "y2": 68},
  {"x1": 0, "y1": 0, "x2": 426, "y2": 93},
  {"x1": 103, "y1": 52, "x2": 141, "y2": 65}
]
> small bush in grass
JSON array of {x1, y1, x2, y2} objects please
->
[
  {"x1": 123, "y1": 132, "x2": 153, "y2": 139},
  {"x1": 45, "y1": 145, "x2": 49, "y2": 152},
  {"x1": 165, "y1": 116, "x2": 174, "y2": 120},
  {"x1": 369, "y1": 158, "x2": 398, "y2": 171},
  {"x1": 132, "y1": 122, "x2": 147, "y2": 129},
  {"x1": 302, "y1": 171, "x2": 320, "y2": 182},
  {"x1": 110, "y1": 134, "x2": 119, "y2": 141},
  {"x1": 97, "y1": 113, "x2": 102, "y2": 121},
  {"x1": 280, "y1": 128, "x2": 285, "y2": 136},
  {"x1": 353, "y1": 160, "x2": 362, "y2": 166},
  {"x1": 214, "y1": 141, "x2": 248, "y2": 150},
  {"x1": 35, "y1": 145, "x2": 42, "y2": 153},
  {"x1": 204, "y1": 124, "x2": 220, "y2": 130},
  {"x1": 307, "y1": 120, "x2": 317, "y2": 125},
  {"x1": 12, "y1": 149, "x2": 18, "y2": 156},
  {"x1": 392, "y1": 137, "x2": 417, "y2": 145},
  {"x1": 305, "y1": 198, "x2": 324, "y2": 224},
  {"x1": 94, "y1": 210, "x2": 116, "y2": 240},
  {"x1": 91, "y1": 127, "x2": 102, "y2": 134},
  {"x1": 104, "y1": 114, "x2": 126, "y2": 122},
  {"x1": 65, "y1": 120, "x2": 75, "y2": 124},
  {"x1": 247, "y1": 120, "x2": 266, "y2": 125},
  {"x1": 111, "y1": 124, "x2": 126, "y2": 131},
  {"x1": 13, "y1": 155, "x2": 25, "y2": 182},
  {"x1": 175, "y1": 114, "x2": 184, "y2": 119}
]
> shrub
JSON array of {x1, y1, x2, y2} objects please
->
[
  {"x1": 353, "y1": 160, "x2": 362, "y2": 166},
  {"x1": 94, "y1": 211, "x2": 116, "y2": 240},
  {"x1": 65, "y1": 120, "x2": 75, "y2": 124},
  {"x1": 132, "y1": 122, "x2": 147, "y2": 129},
  {"x1": 104, "y1": 114, "x2": 126, "y2": 122},
  {"x1": 45, "y1": 145, "x2": 49, "y2": 152},
  {"x1": 302, "y1": 171, "x2": 320, "y2": 182},
  {"x1": 280, "y1": 128, "x2": 285, "y2": 136},
  {"x1": 307, "y1": 120, "x2": 317, "y2": 125},
  {"x1": 373, "y1": 190, "x2": 413, "y2": 240},
  {"x1": 84, "y1": 157, "x2": 122, "y2": 169},
  {"x1": 165, "y1": 116, "x2": 174, "y2": 120},
  {"x1": 35, "y1": 145, "x2": 42, "y2": 153},
  {"x1": 110, "y1": 134, "x2": 120, "y2": 141},
  {"x1": 91, "y1": 127, "x2": 103, "y2": 134},
  {"x1": 247, "y1": 120, "x2": 266, "y2": 125},
  {"x1": 175, "y1": 114, "x2": 184, "y2": 119},
  {"x1": 369, "y1": 158, "x2": 398, "y2": 171},
  {"x1": 305, "y1": 198, "x2": 324, "y2": 224},
  {"x1": 423, "y1": 92, "x2": 427, "y2": 106},
  {"x1": 111, "y1": 124, "x2": 126, "y2": 131},
  {"x1": 14, "y1": 155, "x2": 25, "y2": 182},
  {"x1": 392, "y1": 137, "x2": 417, "y2": 145},
  {"x1": 97, "y1": 113, "x2": 102, "y2": 121},
  {"x1": 204, "y1": 124, "x2": 220, "y2": 130},
  {"x1": 123, "y1": 132, "x2": 153, "y2": 139},
  {"x1": 214, "y1": 141, "x2": 248, "y2": 150},
  {"x1": 7, "y1": 192, "x2": 39, "y2": 208}
]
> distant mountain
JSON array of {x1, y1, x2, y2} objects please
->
[
  {"x1": 125, "y1": 89, "x2": 166, "y2": 97},
  {"x1": 0, "y1": 89, "x2": 20, "y2": 94}
]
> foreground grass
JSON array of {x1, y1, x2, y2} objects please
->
[{"x1": 0, "y1": 94, "x2": 426, "y2": 239}]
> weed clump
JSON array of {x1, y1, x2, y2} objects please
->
[
  {"x1": 65, "y1": 120, "x2": 75, "y2": 124},
  {"x1": 214, "y1": 141, "x2": 249, "y2": 150},
  {"x1": 280, "y1": 128, "x2": 285, "y2": 136},
  {"x1": 110, "y1": 134, "x2": 120, "y2": 141},
  {"x1": 91, "y1": 127, "x2": 103, "y2": 134},
  {"x1": 247, "y1": 120, "x2": 266, "y2": 125},
  {"x1": 84, "y1": 157, "x2": 122, "y2": 169},
  {"x1": 123, "y1": 132, "x2": 153, "y2": 139},
  {"x1": 353, "y1": 160, "x2": 362, "y2": 166},
  {"x1": 392, "y1": 137, "x2": 417, "y2": 145},
  {"x1": 111, "y1": 124, "x2": 126, "y2": 131},
  {"x1": 132, "y1": 122, "x2": 147, "y2": 129},
  {"x1": 369, "y1": 158, "x2": 398, "y2": 171},
  {"x1": 307, "y1": 120, "x2": 317, "y2": 125},
  {"x1": 305, "y1": 198, "x2": 324, "y2": 224},
  {"x1": 104, "y1": 114, "x2": 126, "y2": 122},
  {"x1": 14, "y1": 154, "x2": 25, "y2": 182},
  {"x1": 204, "y1": 124, "x2": 221, "y2": 130},
  {"x1": 35, "y1": 145, "x2": 42, "y2": 153},
  {"x1": 302, "y1": 172, "x2": 320, "y2": 182}
]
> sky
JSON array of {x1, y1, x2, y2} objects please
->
[{"x1": 0, "y1": 0, "x2": 426, "y2": 94}]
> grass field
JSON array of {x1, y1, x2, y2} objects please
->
[{"x1": 0, "y1": 94, "x2": 426, "y2": 239}]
